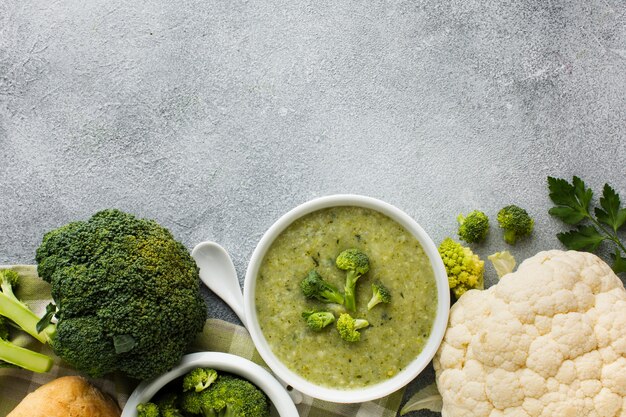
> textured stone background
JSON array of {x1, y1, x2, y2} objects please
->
[{"x1": 1, "y1": 0, "x2": 625, "y2": 415}]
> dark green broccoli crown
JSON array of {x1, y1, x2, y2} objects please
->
[
  {"x1": 155, "y1": 393, "x2": 184, "y2": 417},
  {"x1": 183, "y1": 367, "x2": 218, "y2": 392},
  {"x1": 180, "y1": 390, "x2": 204, "y2": 415},
  {"x1": 300, "y1": 270, "x2": 325, "y2": 298},
  {"x1": 137, "y1": 402, "x2": 160, "y2": 417},
  {"x1": 335, "y1": 249, "x2": 370, "y2": 275},
  {"x1": 497, "y1": 205, "x2": 534, "y2": 244},
  {"x1": 35, "y1": 209, "x2": 207, "y2": 380},
  {"x1": 301, "y1": 310, "x2": 335, "y2": 331},
  {"x1": 299, "y1": 270, "x2": 344, "y2": 305},
  {"x1": 457, "y1": 210, "x2": 490, "y2": 243},
  {"x1": 181, "y1": 374, "x2": 270, "y2": 417}
]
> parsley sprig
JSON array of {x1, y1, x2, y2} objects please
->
[{"x1": 547, "y1": 176, "x2": 626, "y2": 274}]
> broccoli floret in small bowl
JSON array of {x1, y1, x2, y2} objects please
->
[{"x1": 123, "y1": 352, "x2": 298, "y2": 417}]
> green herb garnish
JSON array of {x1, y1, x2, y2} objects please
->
[{"x1": 547, "y1": 176, "x2": 626, "y2": 273}]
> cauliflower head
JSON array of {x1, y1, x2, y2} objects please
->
[{"x1": 434, "y1": 250, "x2": 626, "y2": 417}]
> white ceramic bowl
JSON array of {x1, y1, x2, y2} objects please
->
[
  {"x1": 122, "y1": 352, "x2": 299, "y2": 417},
  {"x1": 243, "y1": 194, "x2": 450, "y2": 403}
]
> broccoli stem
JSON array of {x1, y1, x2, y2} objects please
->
[
  {"x1": 0, "y1": 338, "x2": 53, "y2": 373},
  {"x1": 344, "y1": 271, "x2": 358, "y2": 312},
  {"x1": 0, "y1": 292, "x2": 55, "y2": 344}
]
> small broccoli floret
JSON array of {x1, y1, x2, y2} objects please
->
[
  {"x1": 497, "y1": 205, "x2": 534, "y2": 245},
  {"x1": 300, "y1": 270, "x2": 344, "y2": 305},
  {"x1": 335, "y1": 249, "x2": 370, "y2": 311},
  {"x1": 367, "y1": 281, "x2": 391, "y2": 310},
  {"x1": 156, "y1": 392, "x2": 184, "y2": 417},
  {"x1": 183, "y1": 367, "x2": 218, "y2": 392},
  {"x1": 438, "y1": 238, "x2": 484, "y2": 300},
  {"x1": 457, "y1": 210, "x2": 489, "y2": 243},
  {"x1": 137, "y1": 402, "x2": 160, "y2": 417},
  {"x1": 336, "y1": 313, "x2": 369, "y2": 342},
  {"x1": 301, "y1": 310, "x2": 335, "y2": 331},
  {"x1": 181, "y1": 374, "x2": 270, "y2": 417}
]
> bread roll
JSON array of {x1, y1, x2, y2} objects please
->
[{"x1": 7, "y1": 376, "x2": 120, "y2": 417}]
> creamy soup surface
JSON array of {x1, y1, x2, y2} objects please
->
[{"x1": 255, "y1": 206, "x2": 437, "y2": 389}]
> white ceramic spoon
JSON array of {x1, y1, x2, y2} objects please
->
[
  {"x1": 192, "y1": 241, "x2": 246, "y2": 325},
  {"x1": 191, "y1": 241, "x2": 304, "y2": 405}
]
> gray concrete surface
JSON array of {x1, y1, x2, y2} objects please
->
[{"x1": 1, "y1": 0, "x2": 625, "y2": 415}]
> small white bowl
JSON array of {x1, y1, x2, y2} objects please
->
[
  {"x1": 122, "y1": 352, "x2": 299, "y2": 417},
  {"x1": 243, "y1": 195, "x2": 450, "y2": 404}
]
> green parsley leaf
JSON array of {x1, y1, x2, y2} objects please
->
[
  {"x1": 595, "y1": 183, "x2": 626, "y2": 232},
  {"x1": 611, "y1": 250, "x2": 626, "y2": 274},
  {"x1": 547, "y1": 176, "x2": 593, "y2": 224},
  {"x1": 557, "y1": 225, "x2": 606, "y2": 252}
]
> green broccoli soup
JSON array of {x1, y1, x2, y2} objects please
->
[{"x1": 255, "y1": 206, "x2": 437, "y2": 389}]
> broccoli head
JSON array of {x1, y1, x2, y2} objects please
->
[
  {"x1": 35, "y1": 209, "x2": 207, "y2": 380},
  {"x1": 457, "y1": 210, "x2": 489, "y2": 243},
  {"x1": 367, "y1": 280, "x2": 391, "y2": 310},
  {"x1": 301, "y1": 310, "x2": 335, "y2": 331},
  {"x1": 438, "y1": 238, "x2": 484, "y2": 299},
  {"x1": 336, "y1": 313, "x2": 369, "y2": 342},
  {"x1": 184, "y1": 368, "x2": 218, "y2": 392},
  {"x1": 137, "y1": 402, "x2": 160, "y2": 417},
  {"x1": 180, "y1": 374, "x2": 270, "y2": 417},
  {"x1": 300, "y1": 270, "x2": 344, "y2": 305},
  {"x1": 156, "y1": 392, "x2": 185, "y2": 417},
  {"x1": 335, "y1": 249, "x2": 370, "y2": 311},
  {"x1": 497, "y1": 205, "x2": 534, "y2": 245}
]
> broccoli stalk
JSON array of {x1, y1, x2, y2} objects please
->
[
  {"x1": 0, "y1": 269, "x2": 54, "y2": 373},
  {"x1": 300, "y1": 270, "x2": 344, "y2": 305},
  {"x1": 0, "y1": 269, "x2": 56, "y2": 344},
  {"x1": 336, "y1": 313, "x2": 369, "y2": 342},
  {"x1": 335, "y1": 249, "x2": 370, "y2": 312},
  {"x1": 497, "y1": 205, "x2": 534, "y2": 245},
  {"x1": 367, "y1": 281, "x2": 391, "y2": 310},
  {"x1": 0, "y1": 316, "x2": 53, "y2": 373},
  {"x1": 301, "y1": 310, "x2": 335, "y2": 331}
]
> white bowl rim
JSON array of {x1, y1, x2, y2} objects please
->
[
  {"x1": 121, "y1": 352, "x2": 299, "y2": 417},
  {"x1": 243, "y1": 194, "x2": 450, "y2": 403}
]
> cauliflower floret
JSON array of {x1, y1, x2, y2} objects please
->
[{"x1": 434, "y1": 250, "x2": 626, "y2": 417}]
